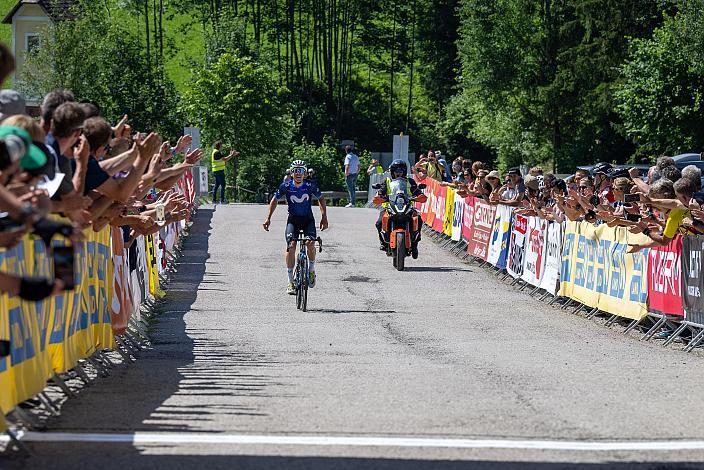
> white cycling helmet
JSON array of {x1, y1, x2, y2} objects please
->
[{"x1": 291, "y1": 159, "x2": 307, "y2": 170}]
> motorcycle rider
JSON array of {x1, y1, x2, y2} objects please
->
[{"x1": 375, "y1": 159, "x2": 423, "y2": 258}]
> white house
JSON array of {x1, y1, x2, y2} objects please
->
[{"x1": 2, "y1": 0, "x2": 74, "y2": 103}]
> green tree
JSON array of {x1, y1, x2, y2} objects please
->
[
  {"x1": 615, "y1": 1, "x2": 704, "y2": 157},
  {"x1": 455, "y1": 0, "x2": 672, "y2": 171},
  {"x1": 19, "y1": 1, "x2": 182, "y2": 139},
  {"x1": 182, "y1": 52, "x2": 295, "y2": 199}
]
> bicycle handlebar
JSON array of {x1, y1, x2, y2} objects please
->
[{"x1": 287, "y1": 236, "x2": 323, "y2": 253}]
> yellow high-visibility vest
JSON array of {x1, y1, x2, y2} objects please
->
[{"x1": 211, "y1": 149, "x2": 226, "y2": 172}]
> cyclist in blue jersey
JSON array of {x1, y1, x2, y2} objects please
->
[{"x1": 263, "y1": 160, "x2": 328, "y2": 294}]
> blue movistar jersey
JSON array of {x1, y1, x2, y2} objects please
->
[{"x1": 274, "y1": 179, "x2": 322, "y2": 217}]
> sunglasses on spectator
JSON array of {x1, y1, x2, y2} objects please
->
[{"x1": 292, "y1": 168, "x2": 306, "y2": 175}]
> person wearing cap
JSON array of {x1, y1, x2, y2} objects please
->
[
  {"x1": 591, "y1": 162, "x2": 615, "y2": 204},
  {"x1": 0, "y1": 90, "x2": 25, "y2": 122},
  {"x1": 493, "y1": 167, "x2": 524, "y2": 206},
  {"x1": 0, "y1": 125, "x2": 47, "y2": 228}
]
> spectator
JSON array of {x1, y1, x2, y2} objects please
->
[
  {"x1": 367, "y1": 159, "x2": 384, "y2": 175},
  {"x1": 493, "y1": 167, "x2": 524, "y2": 206},
  {"x1": 344, "y1": 144, "x2": 360, "y2": 207},
  {"x1": 211, "y1": 141, "x2": 238, "y2": 205},
  {"x1": 628, "y1": 178, "x2": 693, "y2": 252},
  {"x1": 414, "y1": 150, "x2": 446, "y2": 182},
  {"x1": 591, "y1": 162, "x2": 615, "y2": 204}
]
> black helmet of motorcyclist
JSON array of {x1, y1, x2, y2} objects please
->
[{"x1": 389, "y1": 159, "x2": 407, "y2": 178}]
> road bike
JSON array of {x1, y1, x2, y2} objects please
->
[{"x1": 288, "y1": 232, "x2": 323, "y2": 311}]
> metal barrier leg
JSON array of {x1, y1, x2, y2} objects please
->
[
  {"x1": 641, "y1": 316, "x2": 666, "y2": 341},
  {"x1": 38, "y1": 392, "x2": 59, "y2": 417},
  {"x1": 5, "y1": 429, "x2": 30, "y2": 455},
  {"x1": 52, "y1": 373, "x2": 76, "y2": 399},
  {"x1": 623, "y1": 317, "x2": 643, "y2": 334},
  {"x1": 114, "y1": 337, "x2": 136, "y2": 363},
  {"x1": 74, "y1": 363, "x2": 94, "y2": 386},
  {"x1": 663, "y1": 322, "x2": 688, "y2": 347},
  {"x1": 86, "y1": 356, "x2": 109, "y2": 378},
  {"x1": 97, "y1": 350, "x2": 117, "y2": 369},
  {"x1": 9, "y1": 407, "x2": 45, "y2": 431},
  {"x1": 684, "y1": 329, "x2": 704, "y2": 352},
  {"x1": 586, "y1": 307, "x2": 600, "y2": 319},
  {"x1": 561, "y1": 299, "x2": 575, "y2": 310},
  {"x1": 605, "y1": 314, "x2": 619, "y2": 326},
  {"x1": 547, "y1": 295, "x2": 561, "y2": 306}
]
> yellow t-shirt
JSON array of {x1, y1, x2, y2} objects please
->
[{"x1": 663, "y1": 207, "x2": 691, "y2": 238}]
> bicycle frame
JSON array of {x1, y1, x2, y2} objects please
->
[{"x1": 287, "y1": 233, "x2": 322, "y2": 311}]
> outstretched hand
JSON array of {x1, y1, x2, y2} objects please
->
[
  {"x1": 319, "y1": 215, "x2": 329, "y2": 231},
  {"x1": 262, "y1": 219, "x2": 271, "y2": 231}
]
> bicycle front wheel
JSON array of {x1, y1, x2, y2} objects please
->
[{"x1": 295, "y1": 262, "x2": 303, "y2": 310}]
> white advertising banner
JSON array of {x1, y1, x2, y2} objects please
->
[
  {"x1": 521, "y1": 216, "x2": 548, "y2": 287},
  {"x1": 507, "y1": 214, "x2": 528, "y2": 278},
  {"x1": 539, "y1": 221, "x2": 564, "y2": 295},
  {"x1": 451, "y1": 190, "x2": 464, "y2": 241}
]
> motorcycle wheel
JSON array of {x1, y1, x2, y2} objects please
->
[{"x1": 395, "y1": 232, "x2": 405, "y2": 271}]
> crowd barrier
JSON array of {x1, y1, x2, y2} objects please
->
[
  {"x1": 0, "y1": 172, "x2": 196, "y2": 437},
  {"x1": 416, "y1": 177, "x2": 704, "y2": 347}
]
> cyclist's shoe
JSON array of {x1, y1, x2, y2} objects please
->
[
  {"x1": 411, "y1": 246, "x2": 419, "y2": 259},
  {"x1": 379, "y1": 244, "x2": 387, "y2": 251},
  {"x1": 309, "y1": 271, "x2": 316, "y2": 288},
  {"x1": 287, "y1": 282, "x2": 296, "y2": 295}
]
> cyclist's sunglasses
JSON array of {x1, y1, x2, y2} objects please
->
[{"x1": 292, "y1": 167, "x2": 306, "y2": 175}]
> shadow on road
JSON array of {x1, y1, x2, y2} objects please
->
[
  {"x1": 403, "y1": 266, "x2": 473, "y2": 273},
  {"x1": 308, "y1": 308, "x2": 397, "y2": 315},
  {"x1": 12, "y1": 209, "x2": 282, "y2": 452}
]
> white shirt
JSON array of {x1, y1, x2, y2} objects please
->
[{"x1": 344, "y1": 152, "x2": 360, "y2": 174}]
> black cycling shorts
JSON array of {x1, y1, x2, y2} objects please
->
[{"x1": 286, "y1": 215, "x2": 317, "y2": 243}]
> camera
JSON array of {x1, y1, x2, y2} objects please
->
[
  {"x1": 626, "y1": 212, "x2": 642, "y2": 222},
  {"x1": 589, "y1": 195, "x2": 600, "y2": 206},
  {"x1": 624, "y1": 193, "x2": 641, "y2": 203}
]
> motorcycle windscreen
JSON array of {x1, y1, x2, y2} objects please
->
[{"x1": 388, "y1": 178, "x2": 409, "y2": 198}]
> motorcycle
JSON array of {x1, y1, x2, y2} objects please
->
[{"x1": 373, "y1": 179, "x2": 427, "y2": 271}]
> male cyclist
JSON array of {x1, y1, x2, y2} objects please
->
[
  {"x1": 263, "y1": 160, "x2": 328, "y2": 294},
  {"x1": 375, "y1": 159, "x2": 422, "y2": 258}
]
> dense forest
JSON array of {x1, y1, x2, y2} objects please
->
[{"x1": 16, "y1": 0, "x2": 704, "y2": 195}]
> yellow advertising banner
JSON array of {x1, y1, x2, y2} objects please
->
[
  {"x1": 559, "y1": 221, "x2": 650, "y2": 320},
  {"x1": 443, "y1": 187, "x2": 455, "y2": 237},
  {"x1": 0, "y1": 226, "x2": 113, "y2": 414}
]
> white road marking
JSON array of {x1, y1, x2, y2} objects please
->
[{"x1": 4, "y1": 432, "x2": 704, "y2": 451}]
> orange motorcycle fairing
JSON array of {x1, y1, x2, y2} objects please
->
[
  {"x1": 381, "y1": 212, "x2": 390, "y2": 232},
  {"x1": 389, "y1": 229, "x2": 412, "y2": 249},
  {"x1": 415, "y1": 194, "x2": 427, "y2": 203}
]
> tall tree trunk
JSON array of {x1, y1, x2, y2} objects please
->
[
  {"x1": 406, "y1": 0, "x2": 417, "y2": 132},
  {"x1": 159, "y1": 0, "x2": 164, "y2": 61},
  {"x1": 274, "y1": 0, "x2": 283, "y2": 84},
  {"x1": 389, "y1": 1, "x2": 397, "y2": 124},
  {"x1": 144, "y1": 0, "x2": 151, "y2": 70}
]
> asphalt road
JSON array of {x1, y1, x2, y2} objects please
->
[{"x1": 4, "y1": 204, "x2": 704, "y2": 469}]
